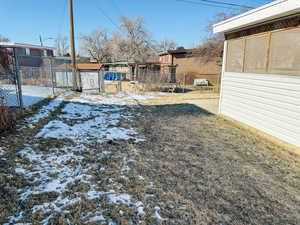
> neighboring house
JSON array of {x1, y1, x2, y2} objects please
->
[
  {"x1": 128, "y1": 62, "x2": 162, "y2": 81},
  {"x1": 102, "y1": 61, "x2": 130, "y2": 80},
  {"x1": 213, "y1": 0, "x2": 300, "y2": 148},
  {"x1": 53, "y1": 56, "x2": 72, "y2": 65},
  {"x1": 159, "y1": 49, "x2": 221, "y2": 85},
  {"x1": 53, "y1": 56, "x2": 88, "y2": 66},
  {"x1": 102, "y1": 62, "x2": 129, "y2": 73},
  {"x1": 0, "y1": 42, "x2": 54, "y2": 67}
]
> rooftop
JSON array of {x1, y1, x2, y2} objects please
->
[
  {"x1": 213, "y1": 0, "x2": 300, "y2": 34},
  {"x1": 0, "y1": 42, "x2": 55, "y2": 50},
  {"x1": 76, "y1": 63, "x2": 102, "y2": 70},
  {"x1": 159, "y1": 49, "x2": 194, "y2": 56}
]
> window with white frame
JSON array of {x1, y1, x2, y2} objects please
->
[
  {"x1": 25, "y1": 48, "x2": 30, "y2": 56},
  {"x1": 42, "y1": 49, "x2": 48, "y2": 57}
]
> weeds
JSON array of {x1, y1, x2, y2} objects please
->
[{"x1": 0, "y1": 87, "x2": 15, "y2": 133}]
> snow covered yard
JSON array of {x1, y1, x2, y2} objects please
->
[
  {"x1": 2, "y1": 85, "x2": 54, "y2": 107},
  {"x1": 1, "y1": 90, "x2": 299, "y2": 225},
  {"x1": 1, "y1": 91, "x2": 195, "y2": 225}
]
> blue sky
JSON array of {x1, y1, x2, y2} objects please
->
[{"x1": 0, "y1": 0, "x2": 270, "y2": 48}]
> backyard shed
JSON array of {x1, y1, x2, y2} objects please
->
[
  {"x1": 214, "y1": 0, "x2": 300, "y2": 148},
  {"x1": 76, "y1": 63, "x2": 103, "y2": 91}
]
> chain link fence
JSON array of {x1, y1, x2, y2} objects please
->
[
  {"x1": 0, "y1": 47, "x2": 21, "y2": 131},
  {"x1": 1, "y1": 52, "x2": 71, "y2": 108},
  {"x1": 134, "y1": 69, "x2": 180, "y2": 92},
  {"x1": 16, "y1": 57, "x2": 74, "y2": 107},
  {"x1": 52, "y1": 61, "x2": 73, "y2": 88},
  {"x1": 0, "y1": 47, "x2": 21, "y2": 108}
]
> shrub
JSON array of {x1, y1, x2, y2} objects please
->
[{"x1": 0, "y1": 87, "x2": 15, "y2": 132}]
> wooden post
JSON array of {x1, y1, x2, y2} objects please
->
[
  {"x1": 134, "y1": 64, "x2": 138, "y2": 81},
  {"x1": 68, "y1": 0, "x2": 78, "y2": 91},
  {"x1": 183, "y1": 73, "x2": 186, "y2": 93},
  {"x1": 65, "y1": 63, "x2": 69, "y2": 88}
]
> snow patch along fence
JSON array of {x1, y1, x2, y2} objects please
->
[
  {"x1": 0, "y1": 47, "x2": 74, "y2": 132},
  {"x1": 1, "y1": 55, "x2": 74, "y2": 108}
]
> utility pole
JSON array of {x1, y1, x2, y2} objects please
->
[
  {"x1": 39, "y1": 35, "x2": 43, "y2": 47},
  {"x1": 68, "y1": 0, "x2": 78, "y2": 91}
]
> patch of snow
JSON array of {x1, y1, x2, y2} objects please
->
[
  {"x1": 85, "y1": 189, "x2": 113, "y2": 200},
  {"x1": 3, "y1": 211, "x2": 25, "y2": 225},
  {"x1": 138, "y1": 175, "x2": 145, "y2": 181},
  {"x1": 3, "y1": 85, "x2": 57, "y2": 107},
  {"x1": 14, "y1": 223, "x2": 32, "y2": 225},
  {"x1": 136, "y1": 201, "x2": 145, "y2": 215},
  {"x1": 71, "y1": 91, "x2": 162, "y2": 106},
  {"x1": 153, "y1": 206, "x2": 167, "y2": 221},
  {"x1": 59, "y1": 102, "x2": 94, "y2": 119},
  {"x1": 10, "y1": 91, "x2": 165, "y2": 224},
  {"x1": 105, "y1": 127, "x2": 137, "y2": 140},
  {"x1": 0, "y1": 147, "x2": 5, "y2": 156},
  {"x1": 108, "y1": 218, "x2": 118, "y2": 225},
  {"x1": 89, "y1": 215, "x2": 105, "y2": 222},
  {"x1": 36, "y1": 100, "x2": 140, "y2": 143},
  {"x1": 15, "y1": 168, "x2": 26, "y2": 174},
  {"x1": 24, "y1": 91, "x2": 73, "y2": 128},
  {"x1": 107, "y1": 193, "x2": 131, "y2": 206}
]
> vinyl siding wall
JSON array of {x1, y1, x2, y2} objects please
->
[{"x1": 219, "y1": 71, "x2": 300, "y2": 147}]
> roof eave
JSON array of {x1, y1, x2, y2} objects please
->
[
  {"x1": 213, "y1": 0, "x2": 300, "y2": 34},
  {"x1": 0, "y1": 42, "x2": 55, "y2": 50}
]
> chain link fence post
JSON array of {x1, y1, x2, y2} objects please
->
[
  {"x1": 50, "y1": 58, "x2": 55, "y2": 95},
  {"x1": 13, "y1": 48, "x2": 23, "y2": 108}
]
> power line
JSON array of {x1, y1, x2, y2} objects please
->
[
  {"x1": 243, "y1": 0, "x2": 270, "y2": 5},
  {"x1": 97, "y1": 5, "x2": 120, "y2": 29},
  {"x1": 109, "y1": 0, "x2": 123, "y2": 16},
  {"x1": 175, "y1": 0, "x2": 253, "y2": 10},
  {"x1": 57, "y1": 0, "x2": 68, "y2": 36},
  {"x1": 193, "y1": 0, "x2": 253, "y2": 9},
  {"x1": 96, "y1": 5, "x2": 158, "y2": 55}
]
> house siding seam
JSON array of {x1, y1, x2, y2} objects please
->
[{"x1": 219, "y1": 72, "x2": 300, "y2": 147}]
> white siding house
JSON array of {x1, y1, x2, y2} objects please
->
[{"x1": 214, "y1": 0, "x2": 300, "y2": 148}]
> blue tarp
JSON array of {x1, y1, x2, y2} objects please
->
[{"x1": 104, "y1": 72, "x2": 125, "y2": 81}]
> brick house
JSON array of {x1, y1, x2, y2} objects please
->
[
  {"x1": 159, "y1": 49, "x2": 221, "y2": 85},
  {"x1": 0, "y1": 42, "x2": 54, "y2": 67}
]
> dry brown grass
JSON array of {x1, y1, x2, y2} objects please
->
[
  {"x1": 0, "y1": 93, "x2": 198, "y2": 224},
  {"x1": 131, "y1": 102, "x2": 300, "y2": 225},
  {"x1": 1, "y1": 92, "x2": 299, "y2": 224},
  {"x1": 0, "y1": 88, "x2": 15, "y2": 132}
]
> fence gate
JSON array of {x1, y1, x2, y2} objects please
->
[{"x1": 52, "y1": 62, "x2": 73, "y2": 89}]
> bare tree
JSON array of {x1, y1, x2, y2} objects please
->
[
  {"x1": 109, "y1": 32, "x2": 128, "y2": 62},
  {"x1": 80, "y1": 28, "x2": 112, "y2": 63},
  {"x1": 119, "y1": 16, "x2": 156, "y2": 62},
  {"x1": 0, "y1": 35, "x2": 10, "y2": 42},
  {"x1": 55, "y1": 35, "x2": 69, "y2": 56},
  {"x1": 205, "y1": 11, "x2": 244, "y2": 38},
  {"x1": 155, "y1": 39, "x2": 178, "y2": 52},
  {"x1": 193, "y1": 12, "x2": 241, "y2": 63},
  {"x1": 80, "y1": 16, "x2": 160, "y2": 63}
]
